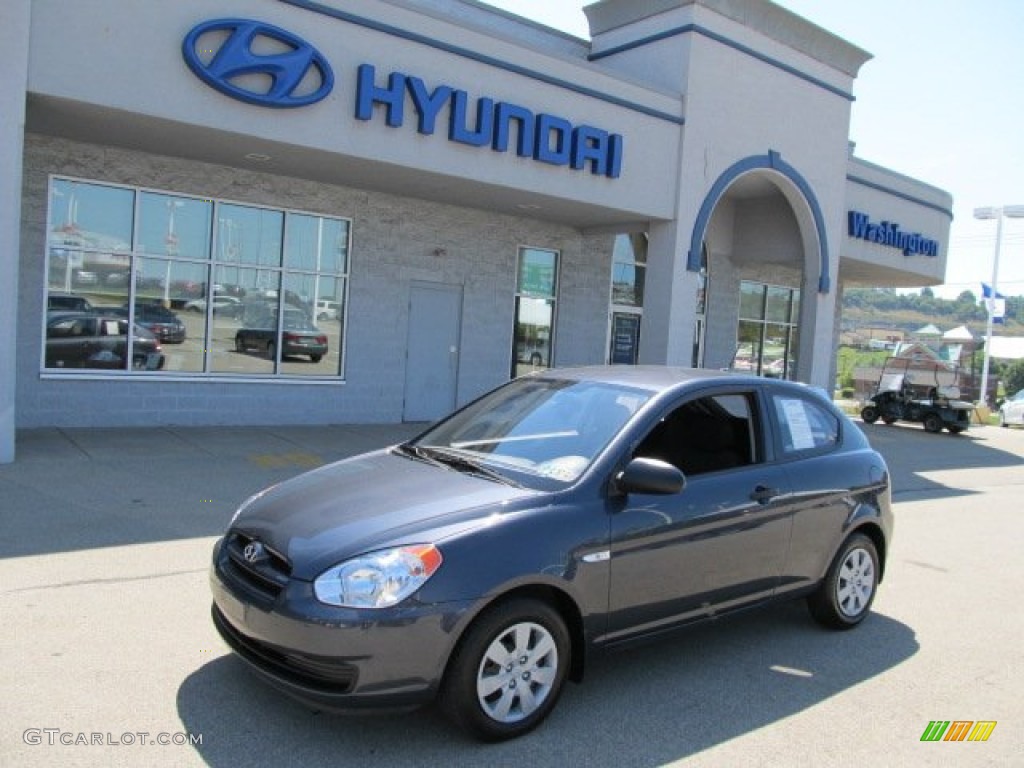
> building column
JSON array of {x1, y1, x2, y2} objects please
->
[
  {"x1": 0, "y1": 0, "x2": 31, "y2": 462},
  {"x1": 638, "y1": 219, "x2": 698, "y2": 365},
  {"x1": 788, "y1": 246, "x2": 838, "y2": 392}
]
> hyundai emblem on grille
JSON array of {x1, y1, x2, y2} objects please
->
[{"x1": 243, "y1": 541, "x2": 266, "y2": 563}]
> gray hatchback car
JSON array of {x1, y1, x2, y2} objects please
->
[{"x1": 210, "y1": 366, "x2": 892, "y2": 741}]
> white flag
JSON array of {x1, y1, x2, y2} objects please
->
[{"x1": 985, "y1": 297, "x2": 1006, "y2": 323}]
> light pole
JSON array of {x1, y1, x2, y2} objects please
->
[
  {"x1": 164, "y1": 200, "x2": 184, "y2": 306},
  {"x1": 973, "y1": 205, "x2": 1024, "y2": 406}
]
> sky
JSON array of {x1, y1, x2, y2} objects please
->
[{"x1": 478, "y1": 1, "x2": 1024, "y2": 301}]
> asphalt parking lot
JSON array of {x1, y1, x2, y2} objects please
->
[{"x1": 1, "y1": 419, "x2": 1021, "y2": 766}]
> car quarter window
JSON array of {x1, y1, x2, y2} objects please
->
[
  {"x1": 634, "y1": 392, "x2": 757, "y2": 476},
  {"x1": 772, "y1": 395, "x2": 839, "y2": 455}
]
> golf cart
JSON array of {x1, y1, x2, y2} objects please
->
[{"x1": 860, "y1": 357, "x2": 974, "y2": 434}]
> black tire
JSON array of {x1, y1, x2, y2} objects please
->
[
  {"x1": 808, "y1": 533, "x2": 879, "y2": 630},
  {"x1": 881, "y1": 416, "x2": 898, "y2": 425},
  {"x1": 860, "y1": 406, "x2": 879, "y2": 424},
  {"x1": 439, "y1": 598, "x2": 570, "y2": 742},
  {"x1": 947, "y1": 425, "x2": 964, "y2": 434},
  {"x1": 923, "y1": 413, "x2": 943, "y2": 433},
  {"x1": 530, "y1": 353, "x2": 542, "y2": 366},
  {"x1": 234, "y1": 336, "x2": 245, "y2": 353},
  {"x1": 309, "y1": 354, "x2": 322, "y2": 363}
]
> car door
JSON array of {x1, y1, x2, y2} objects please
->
[
  {"x1": 1008, "y1": 392, "x2": 1024, "y2": 423},
  {"x1": 766, "y1": 388, "x2": 863, "y2": 595},
  {"x1": 604, "y1": 389, "x2": 795, "y2": 643},
  {"x1": 46, "y1": 315, "x2": 99, "y2": 368}
]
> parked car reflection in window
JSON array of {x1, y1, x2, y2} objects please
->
[{"x1": 45, "y1": 312, "x2": 164, "y2": 371}]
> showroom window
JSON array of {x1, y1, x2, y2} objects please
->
[
  {"x1": 511, "y1": 247, "x2": 558, "y2": 378},
  {"x1": 608, "y1": 233, "x2": 645, "y2": 365},
  {"x1": 43, "y1": 177, "x2": 350, "y2": 379},
  {"x1": 736, "y1": 281, "x2": 800, "y2": 379}
]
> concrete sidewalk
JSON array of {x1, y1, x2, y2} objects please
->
[
  {"x1": 9, "y1": 423, "x2": 426, "y2": 465},
  {"x1": 0, "y1": 423, "x2": 425, "y2": 560}
]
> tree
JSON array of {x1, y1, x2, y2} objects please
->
[{"x1": 1004, "y1": 359, "x2": 1024, "y2": 397}]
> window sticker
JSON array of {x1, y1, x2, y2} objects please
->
[{"x1": 780, "y1": 398, "x2": 815, "y2": 450}]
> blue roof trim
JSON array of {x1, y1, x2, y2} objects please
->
[
  {"x1": 278, "y1": 0, "x2": 685, "y2": 125},
  {"x1": 846, "y1": 174, "x2": 954, "y2": 219},
  {"x1": 590, "y1": 23, "x2": 855, "y2": 102},
  {"x1": 688, "y1": 151, "x2": 831, "y2": 293}
]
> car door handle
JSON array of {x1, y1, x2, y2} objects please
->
[{"x1": 750, "y1": 485, "x2": 779, "y2": 504}]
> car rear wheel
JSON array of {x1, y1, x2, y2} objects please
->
[
  {"x1": 808, "y1": 533, "x2": 879, "y2": 630},
  {"x1": 309, "y1": 354, "x2": 322, "y2": 363},
  {"x1": 923, "y1": 413, "x2": 943, "y2": 433},
  {"x1": 860, "y1": 406, "x2": 878, "y2": 424},
  {"x1": 439, "y1": 598, "x2": 569, "y2": 742}
]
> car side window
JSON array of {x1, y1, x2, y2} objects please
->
[
  {"x1": 634, "y1": 393, "x2": 757, "y2": 476},
  {"x1": 772, "y1": 395, "x2": 839, "y2": 455}
]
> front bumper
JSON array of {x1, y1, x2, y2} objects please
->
[{"x1": 209, "y1": 538, "x2": 477, "y2": 713}]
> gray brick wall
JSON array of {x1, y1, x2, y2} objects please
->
[{"x1": 18, "y1": 135, "x2": 614, "y2": 428}]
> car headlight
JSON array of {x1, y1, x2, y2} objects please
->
[{"x1": 313, "y1": 544, "x2": 443, "y2": 608}]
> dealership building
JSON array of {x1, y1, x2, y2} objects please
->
[{"x1": 0, "y1": 0, "x2": 953, "y2": 461}]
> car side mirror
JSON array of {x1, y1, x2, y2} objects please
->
[{"x1": 615, "y1": 457, "x2": 686, "y2": 496}]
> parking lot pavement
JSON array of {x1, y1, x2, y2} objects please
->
[{"x1": 1, "y1": 421, "x2": 1022, "y2": 766}]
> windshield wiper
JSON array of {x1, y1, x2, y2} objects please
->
[
  {"x1": 394, "y1": 442, "x2": 447, "y2": 468},
  {"x1": 414, "y1": 446, "x2": 523, "y2": 488}
]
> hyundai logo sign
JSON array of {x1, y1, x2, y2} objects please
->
[
  {"x1": 182, "y1": 18, "x2": 623, "y2": 177},
  {"x1": 182, "y1": 19, "x2": 333, "y2": 108}
]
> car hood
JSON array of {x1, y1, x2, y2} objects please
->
[{"x1": 231, "y1": 448, "x2": 540, "y2": 580}]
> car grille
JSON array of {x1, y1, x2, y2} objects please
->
[
  {"x1": 217, "y1": 532, "x2": 291, "y2": 608},
  {"x1": 212, "y1": 605, "x2": 358, "y2": 693}
]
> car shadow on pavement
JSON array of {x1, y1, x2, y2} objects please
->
[
  {"x1": 177, "y1": 601, "x2": 917, "y2": 767},
  {"x1": 857, "y1": 421, "x2": 1024, "y2": 500}
]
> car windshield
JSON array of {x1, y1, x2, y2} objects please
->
[{"x1": 409, "y1": 377, "x2": 650, "y2": 485}]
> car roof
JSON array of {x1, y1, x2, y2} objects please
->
[
  {"x1": 530, "y1": 365, "x2": 755, "y2": 391},
  {"x1": 47, "y1": 311, "x2": 126, "y2": 324},
  {"x1": 530, "y1": 365, "x2": 828, "y2": 399}
]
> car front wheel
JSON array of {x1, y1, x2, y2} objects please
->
[
  {"x1": 440, "y1": 598, "x2": 570, "y2": 742},
  {"x1": 808, "y1": 533, "x2": 879, "y2": 630}
]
